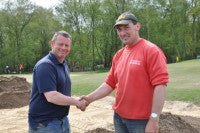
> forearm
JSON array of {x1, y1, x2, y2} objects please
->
[
  {"x1": 44, "y1": 91, "x2": 79, "y2": 106},
  {"x1": 145, "y1": 85, "x2": 166, "y2": 133},
  {"x1": 87, "y1": 82, "x2": 113, "y2": 103},
  {"x1": 151, "y1": 84, "x2": 166, "y2": 115}
]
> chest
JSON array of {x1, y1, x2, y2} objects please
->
[
  {"x1": 114, "y1": 50, "x2": 146, "y2": 79},
  {"x1": 56, "y1": 65, "x2": 71, "y2": 93}
]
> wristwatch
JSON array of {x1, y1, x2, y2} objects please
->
[{"x1": 150, "y1": 113, "x2": 159, "y2": 118}]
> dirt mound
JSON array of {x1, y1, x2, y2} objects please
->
[
  {"x1": 84, "y1": 113, "x2": 199, "y2": 133},
  {"x1": 0, "y1": 76, "x2": 31, "y2": 109},
  {"x1": 86, "y1": 128, "x2": 114, "y2": 133},
  {"x1": 159, "y1": 113, "x2": 199, "y2": 133}
]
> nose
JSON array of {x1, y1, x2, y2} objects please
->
[{"x1": 118, "y1": 29, "x2": 126, "y2": 37}]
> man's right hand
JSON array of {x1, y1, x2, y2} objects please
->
[
  {"x1": 79, "y1": 96, "x2": 91, "y2": 106},
  {"x1": 75, "y1": 96, "x2": 90, "y2": 111},
  {"x1": 76, "y1": 96, "x2": 91, "y2": 111}
]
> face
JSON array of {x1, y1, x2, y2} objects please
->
[
  {"x1": 116, "y1": 22, "x2": 140, "y2": 46},
  {"x1": 51, "y1": 35, "x2": 72, "y2": 63}
]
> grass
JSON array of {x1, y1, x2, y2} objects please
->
[
  {"x1": 167, "y1": 59, "x2": 200, "y2": 105},
  {"x1": 71, "y1": 59, "x2": 200, "y2": 106},
  {"x1": 70, "y1": 71, "x2": 108, "y2": 95},
  {"x1": 1, "y1": 59, "x2": 200, "y2": 106},
  {"x1": 167, "y1": 88, "x2": 200, "y2": 105},
  {"x1": 167, "y1": 59, "x2": 200, "y2": 89}
]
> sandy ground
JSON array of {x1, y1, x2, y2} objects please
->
[
  {"x1": 0, "y1": 76, "x2": 200, "y2": 133},
  {"x1": 0, "y1": 96, "x2": 200, "y2": 133}
]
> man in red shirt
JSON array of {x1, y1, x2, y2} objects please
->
[{"x1": 80, "y1": 12, "x2": 169, "y2": 133}]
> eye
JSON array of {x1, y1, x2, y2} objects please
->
[
  {"x1": 125, "y1": 25, "x2": 130, "y2": 30},
  {"x1": 57, "y1": 43, "x2": 64, "y2": 47},
  {"x1": 117, "y1": 28, "x2": 121, "y2": 32},
  {"x1": 65, "y1": 44, "x2": 70, "y2": 48}
]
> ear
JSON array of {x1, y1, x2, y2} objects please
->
[
  {"x1": 50, "y1": 40, "x2": 54, "y2": 48},
  {"x1": 136, "y1": 23, "x2": 141, "y2": 31}
]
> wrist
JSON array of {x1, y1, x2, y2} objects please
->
[
  {"x1": 150, "y1": 112, "x2": 159, "y2": 119},
  {"x1": 87, "y1": 95, "x2": 93, "y2": 103},
  {"x1": 72, "y1": 97, "x2": 79, "y2": 106}
]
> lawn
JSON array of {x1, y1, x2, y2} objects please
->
[
  {"x1": 70, "y1": 71, "x2": 108, "y2": 95},
  {"x1": 1, "y1": 59, "x2": 200, "y2": 106},
  {"x1": 71, "y1": 60, "x2": 200, "y2": 106},
  {"x1": 167, "y1": 59, "x2": 200, "y2": 105}
]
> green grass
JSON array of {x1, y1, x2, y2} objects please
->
[
  {"x1": 167, "y1": 59, "x2": 200, "y2": 89},
  {"x1": 70, "y1": 71, "x2": 108, "y2": 95},
  {"x1": 1, "y1": 59, "x2": 200, "y2": 106},
  {"x1": 167, "y1": 88, "x2": 200, "y2": 105},
  {"x1": 71, "y1": 59, "x2": 200, "y2": 106},
  {"x1": 167, "y1": 59, "x2": 200, "y2": 106}
]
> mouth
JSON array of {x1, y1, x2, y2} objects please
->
[
  {"x1": 122, "y1": 37, "x2": 129, "y2": 42},
  {"x1": 122, "y1": 35, "x2": 129, "y2": 41}
]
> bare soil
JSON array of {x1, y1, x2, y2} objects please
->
[
  {"x1": 0, "y1": 76, "x2": 199, "y2": 133},
  {"x1": 0, "y1": 76, "x2": 31, "y2": 109}
]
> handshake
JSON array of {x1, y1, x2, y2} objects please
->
[{"x1": 75, "y1": 96, "x2": 91, "y2": 111}]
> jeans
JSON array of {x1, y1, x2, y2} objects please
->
[
  {"x1": 114, "y1": 112, "x2": 148, "y2": 133},
  {"x1": 29, "y1": 116, "x2": 70, "y2": 133}
]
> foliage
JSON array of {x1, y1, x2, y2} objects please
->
[{"x1": 0, "y1": 0, "x2": 200, "y2": 73}]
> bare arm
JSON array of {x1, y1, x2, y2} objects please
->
[
  {"x1": 145, "y1": 84, "x2": 166, "y2": 133},
  {"x1": 83, "y1": 82, "x2": 113, "y2": 104},
  {"x1": 44, "y1": 91, "x2": 83, "y2": 107},
  {"x1": 151, "y1": 84, "x2": 166, "y2": 115}
]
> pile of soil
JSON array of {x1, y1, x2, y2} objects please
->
[
  {"x1": 85, "y1": 113, "x2": 199, "y2": 133},
  {"x1": 86, "y1": 128, "x2": 114, "y2": 133},
  {"x1": 0, "y1": 76, "x2": 31, "y2": 109},
  {"x1": 159, "y1": 113, "x2": 199, "y2": 133}
]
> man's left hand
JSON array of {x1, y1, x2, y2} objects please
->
[{"x1": 145, "y1": 118, "x2": 159, "y2": 133}]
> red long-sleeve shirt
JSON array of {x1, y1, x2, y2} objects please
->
[{"x1": 106, "y1": 38, "x2": 169, "y2": 119}]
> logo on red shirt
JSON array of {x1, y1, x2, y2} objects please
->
[{"x1": 130, "y1": 59, "x2": 141, "y2": 65}]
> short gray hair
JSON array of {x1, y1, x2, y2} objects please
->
[{"x1": 51, "y1": 30, "x2": 72, "y2": 42}]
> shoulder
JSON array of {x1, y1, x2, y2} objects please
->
[
  {"x1": 34, "y1": 55, "x2": 56, "y2": 71},
  {"x1": 113, "y1": 47, "x2": 125, "y2": 60},
  {"x1": 142, "y1": 39, "x2": 158, "y2": 49},
  {"x1": 142, "y1": 39, "x2": 164, "y2": 55}
]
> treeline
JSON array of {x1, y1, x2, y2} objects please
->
[{"x1": 0, "y1": 0, "x2": 199, "y2": 73}]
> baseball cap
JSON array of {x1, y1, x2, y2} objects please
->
[{"x1": 114, "y1": 12, "x2": 138, "y2": 28}]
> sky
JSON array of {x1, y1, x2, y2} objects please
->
[
  {"x1": 30, "y1": 0, "x2": 60, "y2": 9},
  {"x1": 0, "y1": 0, "x2": 61, "y2": 9}
]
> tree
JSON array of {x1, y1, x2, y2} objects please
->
[{"x1": 0, "y1": 0, "x2": 35, "y2": 71}]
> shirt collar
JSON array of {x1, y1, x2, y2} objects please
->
[{"x1": 49, "y1": 51, "x2": 66, "y2": 65}]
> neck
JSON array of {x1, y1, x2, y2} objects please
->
[
  {"x1": 127, "y1": 37, "x2": 141, "y2": 47},
  {"x1": 52, "y1": 51, "x2": 64, "y2": 63},
  {"x1": 58, "y1": 58, "x2": 64, "y2": 63}
]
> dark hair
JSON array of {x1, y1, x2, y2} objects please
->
[
  {"x1": 51, "y1": 30, "x2": 72, "y2": 42},
  {"x1": 131, "y1": 20, "x2": 138, "y2": 25}
]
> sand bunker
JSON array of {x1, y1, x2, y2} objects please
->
[{"x1": 0, "y1": 76, "x2": 199, "y2": 133}]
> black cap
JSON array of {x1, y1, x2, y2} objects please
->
[{"x1": 114, "y1": 12, "x2": 138, "y2": 28}]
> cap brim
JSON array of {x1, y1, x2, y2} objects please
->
[{"x1": 114, "y1": 20, "x2": 132, "y2": 28}]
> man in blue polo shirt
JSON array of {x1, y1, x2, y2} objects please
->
[{"x1": 28, "y1": 31, "x2": 86, "y2": 133}]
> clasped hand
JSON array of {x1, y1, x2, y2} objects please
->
[{"x1": 76, "y1": 96, "x2": 90, "y2": 111}]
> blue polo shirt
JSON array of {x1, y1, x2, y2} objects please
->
[{"x1": 28, "y1": 51, "x2": 71, "y2": 130}]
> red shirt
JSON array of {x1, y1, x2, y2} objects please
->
[{"x1": 106, "y1": 38, "x2": 169, "y2": 119}]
